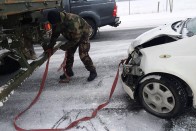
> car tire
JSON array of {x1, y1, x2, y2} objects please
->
[
  {"x1": 84, "y1": 18, "x2": 98, "y2": 39},
  {"x1": 138, "y1": 75, "x2": 188, "y2": 119},
  {"x1": 0, "y1": 56, "x2": 20, "y2": 75}
]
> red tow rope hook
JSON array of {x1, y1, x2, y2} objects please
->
[{"x1": 14, "y1": 54, "x2": 126, "y2": 130}]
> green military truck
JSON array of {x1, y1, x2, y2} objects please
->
[{"x1": 0, "y1": 0, "x2": 62, "y2": 106}]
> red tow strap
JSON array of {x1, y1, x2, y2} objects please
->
[
  {"x1": 14, "y1": 50, "x2": 125, "y2": 130},
  {"x1": 57, "y1": 52, "x2": 70, "y2": 82}
]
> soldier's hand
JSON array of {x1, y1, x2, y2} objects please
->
[
  {"x1": 42, "y1": 43, "x2": 49, "y2": 52},
  {"x1": 45, "y1": 48, "x2": 53, "y2": 57},
  {"x1": 42, "y1": 42, "x2": 54, "y2": 52}
]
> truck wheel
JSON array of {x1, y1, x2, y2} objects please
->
[
  {"x1": 0, "y1": 56, "x2": 20, "y2": 75},
  {"x1": 85, "y1": 18, "x2": 97, "y2": 39},
  {"x1": 138, "y1": 75, "x2": 188, "y2": 119}
]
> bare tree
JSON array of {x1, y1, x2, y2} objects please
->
[
  {"x1": 166, "y1": 0, "x2": 173, "y2": 13},
  {"x1": 169, "y1": 0, "x2": 173, "y2": 12}
]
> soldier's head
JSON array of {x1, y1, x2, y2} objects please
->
[{"x1": 47, "y1": 10, "x2": 61, "y2": 25}]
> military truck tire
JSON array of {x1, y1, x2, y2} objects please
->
[
  {"x1": 84, "y1": 18, "x2": 98, "y2": 39},
  {"x1": 0, "y1": 56, "x2": 20, "y2": 75}
]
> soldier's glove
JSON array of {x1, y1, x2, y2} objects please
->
[
  {"x1": 42, "y1": 43, "x2": 49, "y2": 52},
  {"x1": 42, "y1": 41, "x2": 55, "y2": 51},
  {"x1": 45, "y1": 48, "x2": 53, "y2": 56},
  {"x1": 42, "y1": 44, "x2": 54, "y2": 57}
]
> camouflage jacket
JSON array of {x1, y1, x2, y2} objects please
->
[{"x1": 49, "y1": 12, "x2": 91, "y2": 49}]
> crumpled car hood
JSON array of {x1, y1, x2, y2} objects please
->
[{"x1": 131, "y1": 23, "x2": 181, "y2": 49}]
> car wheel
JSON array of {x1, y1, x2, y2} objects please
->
[
  {"x1": 138, "y1": 75, "x2": 188, "y2": 119},
  {"x1": 0, "y1": 56, "x2": 20, "y2": 75},
  {"x1": 84, "y1": 18, "x2": 97, "y2": 39}
]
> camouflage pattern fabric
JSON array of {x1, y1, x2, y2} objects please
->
[
  {"x1": 61, "y1": 33, "x2": 95, "y2": 72},
  {"x1": 50, "y1": 12, "x2": 96, "y2": 72},
  {"x1": 49, "y1": 12, "x2": 91, "y2": 48},
  {"x1": 20, "y1": 25, "x2": 37, "y2": 60}
]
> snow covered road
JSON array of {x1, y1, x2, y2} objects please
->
[{"x1": 1, "y1": 28, "x2": 196, "y2": 131}]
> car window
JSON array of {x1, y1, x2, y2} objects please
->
[
  {"x1": 187, "y1": 18, "x2": 196, "y2": 35},
  {"x1": 84, "y1": 0, "x2": 100, "y2": 1},
  {"x1": 83, "y1": 0, "x2": 110, "y2": 1},
  {"x1": 70, "y1": 0, "x2": 81, "y2": 3}
]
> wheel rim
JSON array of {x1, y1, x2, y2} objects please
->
[{"x1": 142, "y1": 82, "x2": 175, "y2": 114}]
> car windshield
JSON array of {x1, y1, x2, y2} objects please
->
[{"x1": 186, "y1": 17, "x2": 196, "y2": 35}]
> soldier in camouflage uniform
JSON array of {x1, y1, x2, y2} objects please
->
[
  {"x1": 47, "y1": 10, "x2": 97, "y2": 82},
  {"x1": 21, "y1": 25, "x2": 37, "y2": 60}
]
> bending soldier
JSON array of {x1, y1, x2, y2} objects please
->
[{"x1": 47, "y1": 10, "x2": 97, "y2": 82}]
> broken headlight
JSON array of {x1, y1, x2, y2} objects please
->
[{"x1": 123, "y1": 49, "x2": 143, "y2": 77}]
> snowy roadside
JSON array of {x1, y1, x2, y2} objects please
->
[{"x1": 101, "y1": 0, "x2": 196, "y2": 31}]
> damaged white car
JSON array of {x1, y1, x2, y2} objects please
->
[{"x1": 121, "y1": 17, "x2": 196, "y2": 119}]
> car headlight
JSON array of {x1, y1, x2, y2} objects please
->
[
  {"x1": 123, "y1": 49, "x2": 143, "y2": 77},
  {"x1": 130, "y1": 50, "x2": 141, "y2": 65}
]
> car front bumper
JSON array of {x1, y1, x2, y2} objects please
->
[
  {"x1": 120, "y1": 60, "x2": 144, "y2": 99},
  {"x1": 120, "y1": 74, "x2": 135, "y2": 99}
]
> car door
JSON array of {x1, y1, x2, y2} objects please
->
[
  {"x1": 70, "y1": 0, "x2": 115, "y2": 26},
  {"x1": 70, "y1": 0, "x2": 84, "y2": 14}
]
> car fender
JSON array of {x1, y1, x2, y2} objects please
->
[{"x1": 139, "y1": 35, "x2": 196, "y2": 107}]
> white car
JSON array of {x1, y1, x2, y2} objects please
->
[{"x1": 121, "y1": 17, "x2": 196, "y2": 119}]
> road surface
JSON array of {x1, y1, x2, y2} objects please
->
[{"x1": 0, "y1": 28, "x2": 196, "y2": 131}]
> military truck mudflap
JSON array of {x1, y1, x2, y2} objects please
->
[{"x1": 0, "y1": 42, "x2": 62, "y2": 106}]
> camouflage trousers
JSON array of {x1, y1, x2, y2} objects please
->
[
  {"x1": 21, "y1": 36, "x2": 37, "y2": 60},
  {"x1": 60, "y1": 34, "x2": 96, "y2": 72}
]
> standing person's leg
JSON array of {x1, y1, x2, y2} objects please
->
[
  {"x1": 78, "y1": 34, "x2": 97, "y2": 81},
  {"x1": 60, "y1": 44, "x2": 78, "y2": 79}
]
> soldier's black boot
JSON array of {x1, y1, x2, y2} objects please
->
[
  {"x1": 60, "y1": 69, "x2": 74, "y2": 80},
  {"x1": 87, "y1": 70, "x2": 97, "y2": 81}
]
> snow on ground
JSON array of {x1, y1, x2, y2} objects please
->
[
  {"x1": 117, "y1": 0, "x2": 196, "y2": 15},
  {"x1": 1, "y1": 0, "x2": 196, "y2": 131},
  {"x1": 101, "y1": 0, "x2": 196, "y2": 31},
  {"x1": 1, "y1": 40, "x2": 169, "y2": 131}
]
